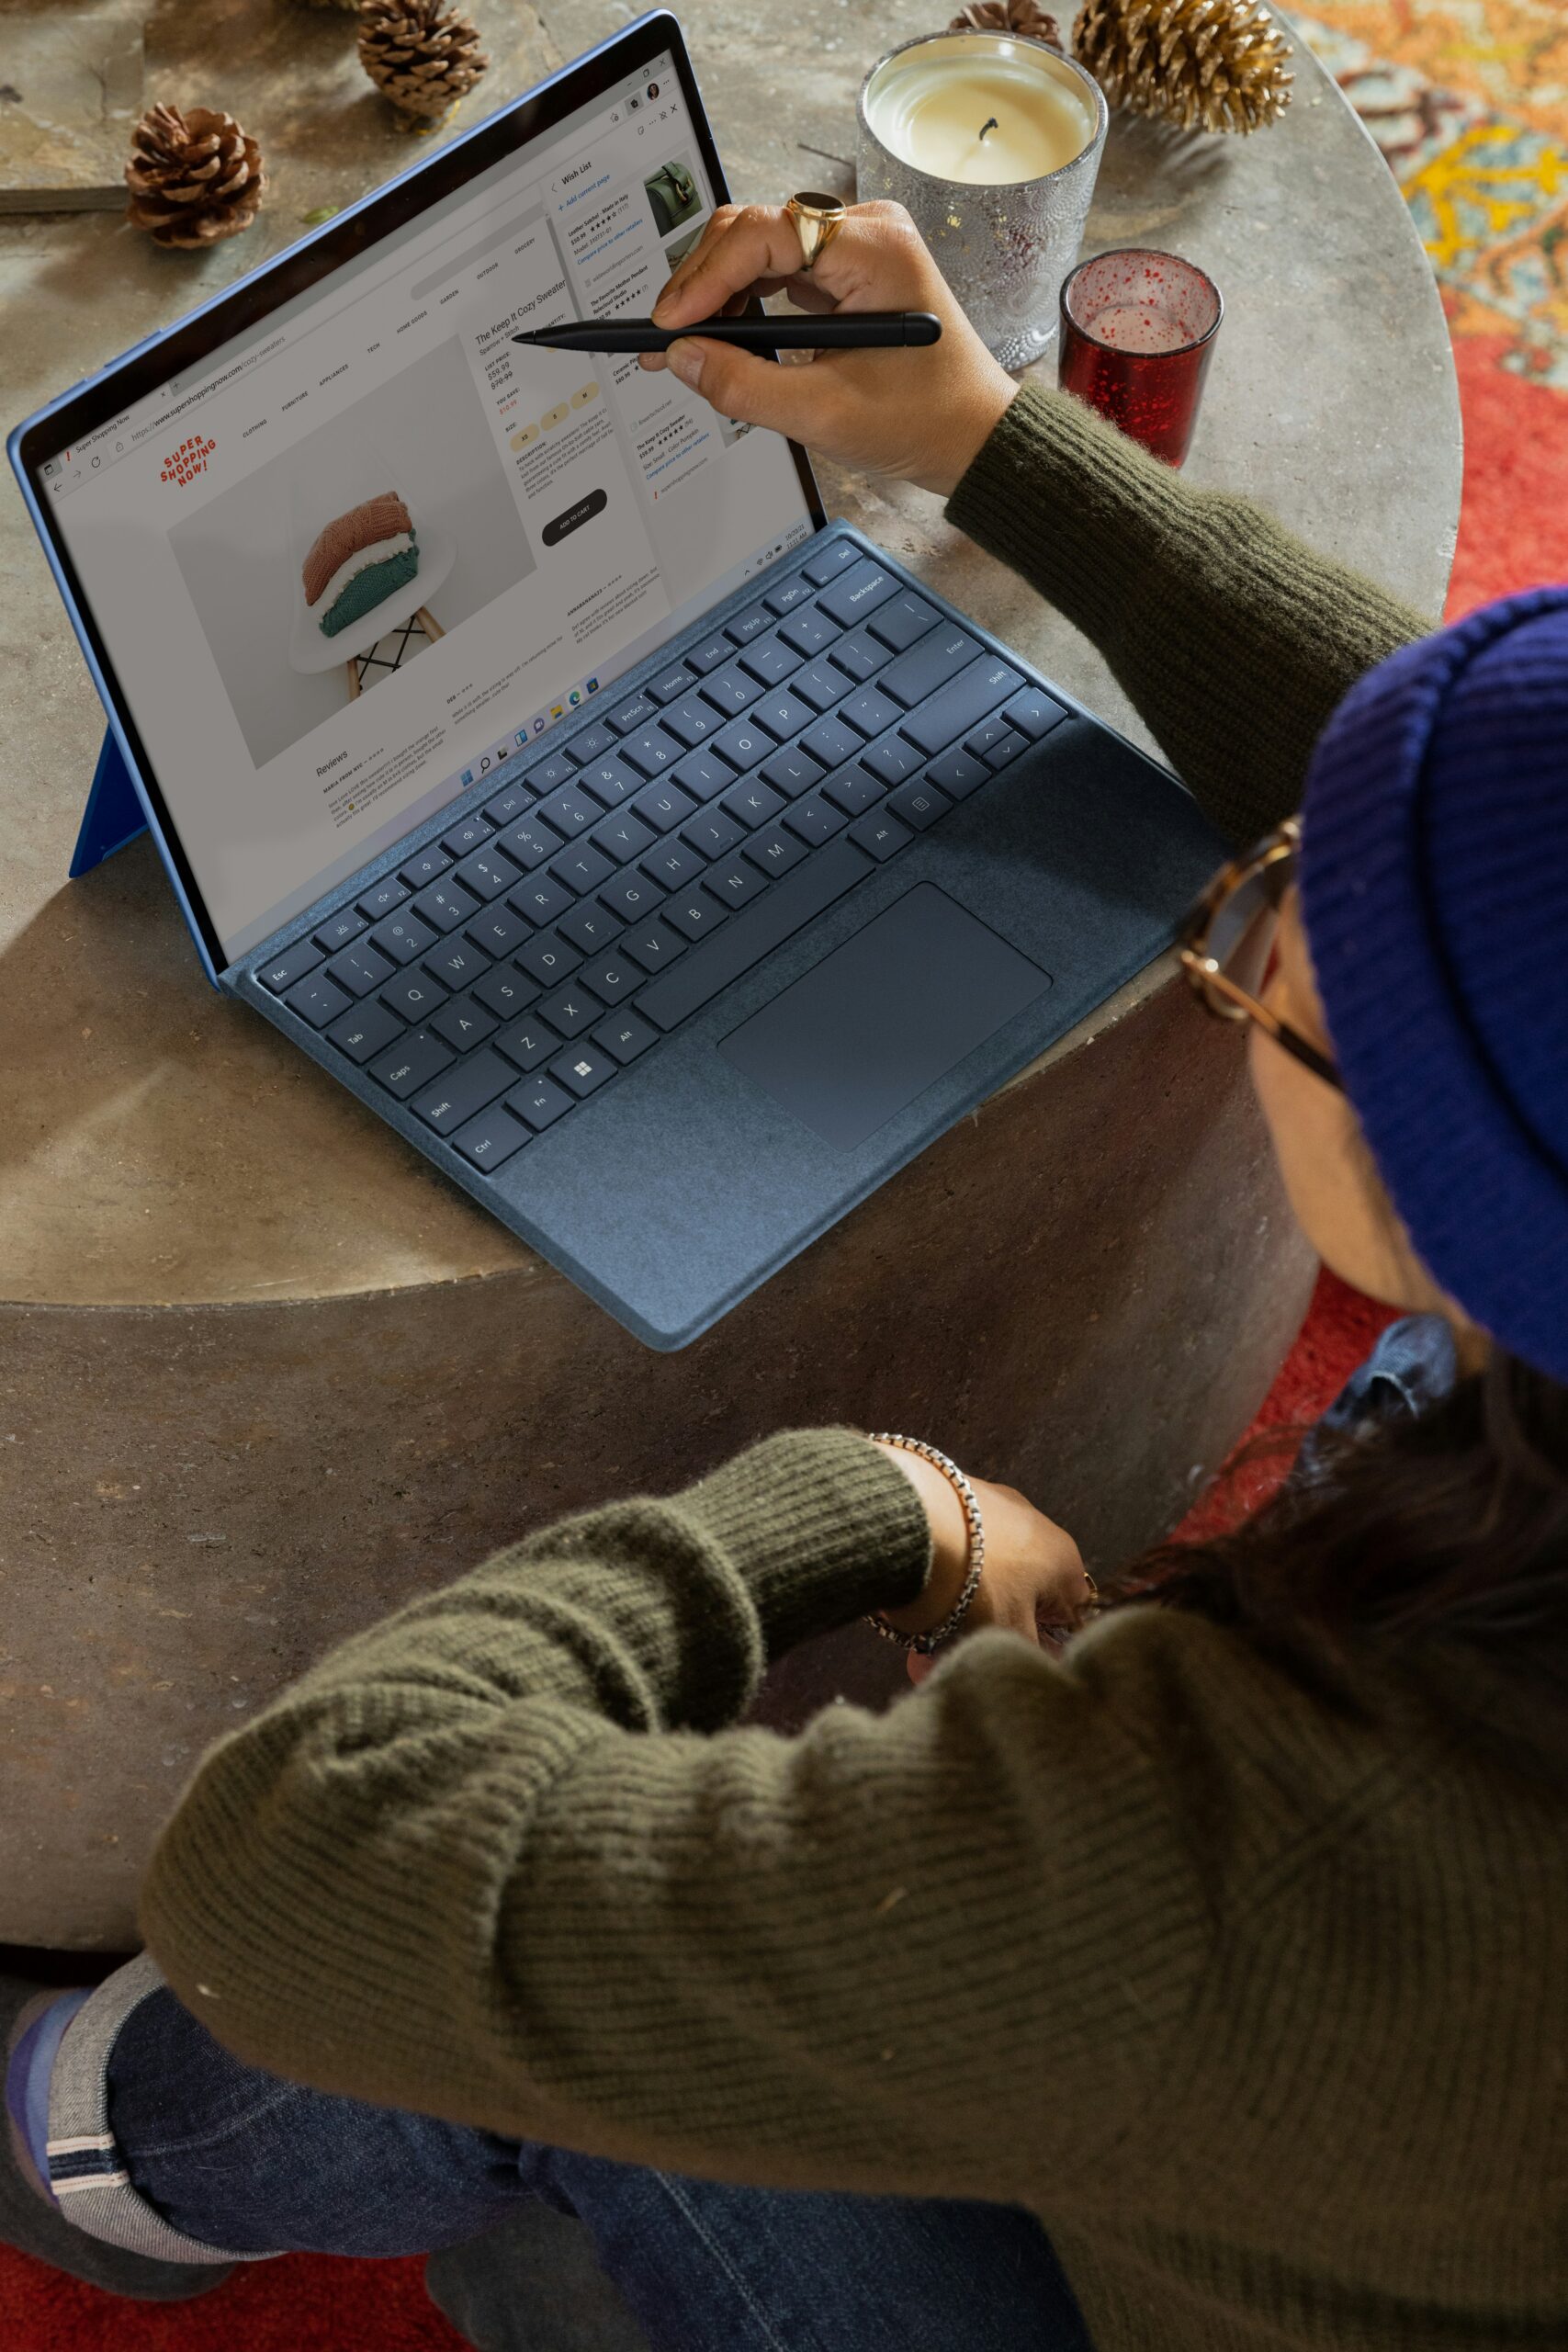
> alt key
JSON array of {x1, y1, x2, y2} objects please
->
[{"x1": 592, "y1": 1010, "x2": 658, "y2": 1066}]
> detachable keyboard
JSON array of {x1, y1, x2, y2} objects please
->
[{"x1": 252, "y1": 532, "x2": 1069, "y2": 1178}]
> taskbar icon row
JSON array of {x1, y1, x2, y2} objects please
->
[{"x1": 454, "y1": 673, "x2": 602, "y2": 796}]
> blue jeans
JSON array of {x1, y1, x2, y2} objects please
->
[
  {"x1": 97, "y1": 1974, "x2": 1091, "y2": 2351},
  {"x1": 1296, "y1": 1311, "x2": 1457, "y2": 1473}
]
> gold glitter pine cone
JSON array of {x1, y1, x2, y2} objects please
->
[
  {"x1": 1073, "y1": 0, "x2": 1293, "y2": 133},
  {"x1": 948, "y1": 0, "x2": 1066, "y2": 49},
  {"x1": 125, "y1": 104, "x2": 266, "y2": 248},
  {"x1": 358, "y1": 0, "x2": 491, "y2": 123}
]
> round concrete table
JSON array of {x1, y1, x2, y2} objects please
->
[{"x1": 0, "y1": 0, "x2": 1458, "y2": 1947}]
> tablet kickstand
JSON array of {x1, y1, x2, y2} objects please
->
[{"x1": 71, "y1": 730, "x2": 148, "y2": 878}]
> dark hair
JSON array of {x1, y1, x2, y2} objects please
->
[{"x1": 1129, "y1": 1350, "x2": 1568, "y2": 1693}]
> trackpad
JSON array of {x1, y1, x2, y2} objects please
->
[{"x1": 720, "y1": 885, "x2": 1052, "y2": 1151}]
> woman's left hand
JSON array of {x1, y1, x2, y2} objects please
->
[{"x1": 873, "y1": 1443, "x2": 1097, "y2": 1683}]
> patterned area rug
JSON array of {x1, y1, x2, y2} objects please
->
[
  {"x1": 4, "y1": 11, "x2": 1565, "y2": 2346},
  {"x1": 1299, "y1": 2, "x2": 1567, "y2": 385},
  {"x1": 1293, "y1": 0, "x2": 1568, "y2": 612}
]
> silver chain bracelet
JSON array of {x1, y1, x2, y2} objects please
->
[{"x1": 865, "y1": 1433, "x2": 985, "y2": 1655}]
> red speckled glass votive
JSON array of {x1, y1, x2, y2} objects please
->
[{"x1": 1057, "y1": 248, "x2": 1223, "y2": 467}]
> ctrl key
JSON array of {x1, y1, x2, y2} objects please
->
[{"x1": 452, "y1": 1106, "x2": 529, "y2": 1173}]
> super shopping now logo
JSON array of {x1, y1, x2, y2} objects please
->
[{"x1": 161, "y1": 435, "x2": 216, "y2": 486}]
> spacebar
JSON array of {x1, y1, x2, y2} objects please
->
[{"x1": 637, "y1": 838, "x2": 874, "y2": 1032}]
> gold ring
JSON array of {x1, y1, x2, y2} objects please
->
[{"x1": 784, "y1": 191, "x2": 847, "y2": 273}]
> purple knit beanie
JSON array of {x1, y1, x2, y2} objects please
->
[{"x1": 1298, "y1": 586, "x2": 1568, "y2": 1384}]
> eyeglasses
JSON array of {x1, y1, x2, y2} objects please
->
[{"x1": 1178, "y1": 817, "x2": 1343, "y2": 1091}]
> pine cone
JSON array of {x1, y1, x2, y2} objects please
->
[
  {"x1": 948, "y1": 0, "x2": 1065, "y2": 47},
  {"x1": 1074, "y1": 0, "x2": 1292, "y2": 133},
  {"x1": 125, "y1": 105, "x2": 266, "y2": 248},
  {"x1": 358, "y1": 0, "x2": 490, "y2": 124}
]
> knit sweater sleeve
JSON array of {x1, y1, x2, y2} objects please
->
[
  {"x1": 140, "y1": 1428, "x2": 1215, "y2": 2202},
  {"x1": 945, "y1": 381, "x2": 1430, "y2": 844}
]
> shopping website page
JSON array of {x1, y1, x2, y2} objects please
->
[{"x1": 48, "y1": 51, "x2": 813, "y2": 962}]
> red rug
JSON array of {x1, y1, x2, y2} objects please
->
[
  {"x1": 0, "y1": 2251, "x2": 468, "y2": 2352},
  {"x1": 1446, "y1": 334, "x2": 1568, "y2": 617}
]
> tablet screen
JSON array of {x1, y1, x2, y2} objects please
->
[{"x1": 38, "y1": 38, "x2": 815, "y2": 964}]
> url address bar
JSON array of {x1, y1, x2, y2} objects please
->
[{"x1": 128, "y1": 332, "x2": 288, "y2": 447}]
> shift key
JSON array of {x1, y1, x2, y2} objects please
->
[
  {"x1": 637, "y1": 836, "x2": 872, "y2": 1032},
  {"x1": 898, "y1": 654, "x2": 1024, "y2": 757},
  {"x1": 411, "y1": 1047, "x2": 514, "y2": 1134}
]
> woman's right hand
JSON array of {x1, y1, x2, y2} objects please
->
[{"x1": 642, "y1": 200, "x2": 1018, "y2": 497}]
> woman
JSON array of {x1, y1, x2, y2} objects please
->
[{"x1": 5, "y1": 203, "x2": 1565, "y2": 2351}]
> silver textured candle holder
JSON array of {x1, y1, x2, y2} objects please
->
[{"x1": 856, "y1": 32, "x2": 1108, "y2": 372}]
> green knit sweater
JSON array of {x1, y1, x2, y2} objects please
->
[{"x1": 144, "y1": 392, "x2": 1568, "y2": 2351}]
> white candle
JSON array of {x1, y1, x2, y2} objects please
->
[
  {"x1": 857, "y1": 32, "x2": 1108, "y2": 368},
  {"x1": 863, "y1": 40, "x2": 1095, "y2": 187}
]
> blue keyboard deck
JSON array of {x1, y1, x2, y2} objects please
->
[{"x1": 254, "y1": 536, "x2": 1068, "y2": 1176}]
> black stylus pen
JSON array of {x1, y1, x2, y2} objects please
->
[{"x1": 511, "y1": 311, "x2": 942, "y2": 354}]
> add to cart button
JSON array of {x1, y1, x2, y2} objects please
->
[{"x1": 542, "y1": 486, "x2": 608, "y2": 547}]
